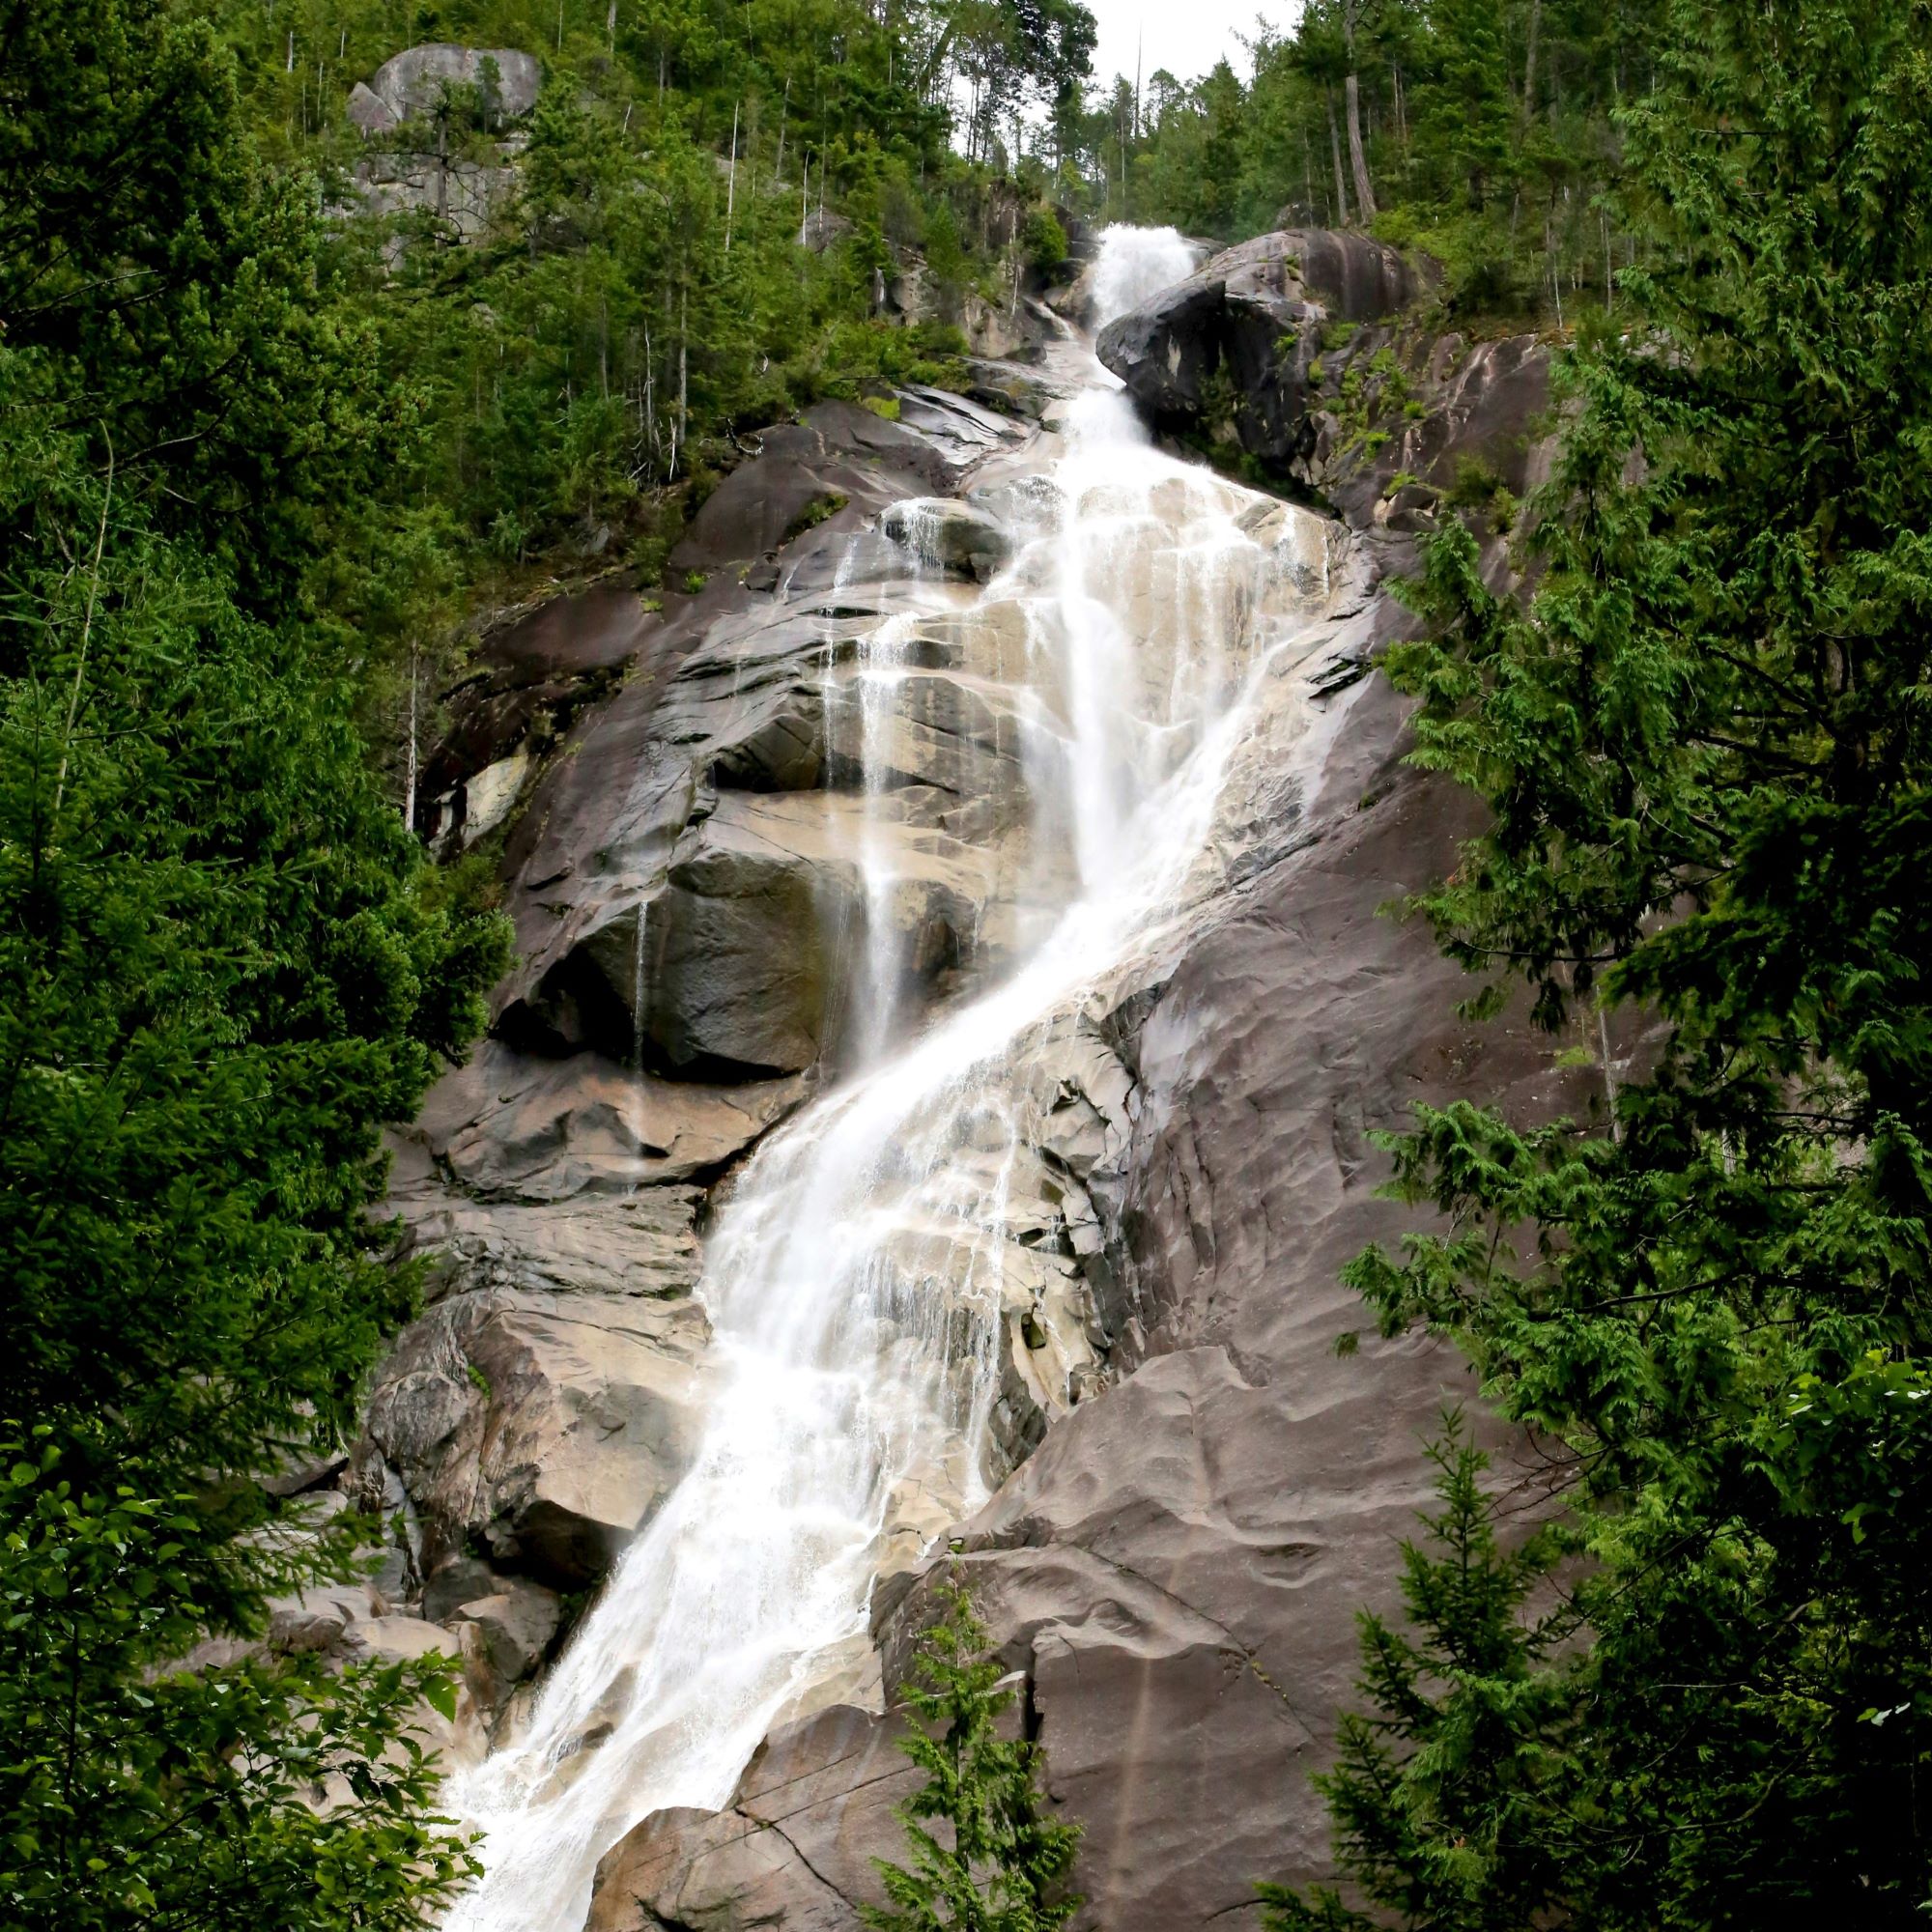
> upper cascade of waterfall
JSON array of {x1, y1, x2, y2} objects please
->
[
  {"x1": 1088, "y1": 223, "x2": 1201, "y2": 328},
  {"x1": 440, "y1": 228, "x2": 1345, "y2": 1932}
]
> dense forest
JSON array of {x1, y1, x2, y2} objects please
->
[
  {"x1": 1093, "y1": 0, "x2": 1666, "y2": 322},
  {"x1": 7, "y1": 0, "x2": 1932, "y2": 1925}
]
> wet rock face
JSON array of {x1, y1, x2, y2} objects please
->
[
  {"x1": 352, "y1": 280, "x2": 1584, "y2": 1928},
  {"x1": 588, "y1": 269, "x2": 1581, "y2": 1930},
  {"x1": 349, "y1": 372, "x2": 1075, "y2": 1641},
  {"x1": 489, "y1": 392, "x2": 1038, "y2": 1079},
  {"x1": 613, "y1": 632, "x2": 1595, "y2": 1932}
]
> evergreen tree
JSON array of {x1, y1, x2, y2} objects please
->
[
  {"x1": 0, "y1": 1428, "x2": 478, "y2": 1930},
  {"x1": 1269, "y1": 0, "x2": 1932, "y2": 1922},
  {"x1": 1257, "y1": 1422, "x2": 1574, "y2": 1932},
  {"x1": 867, "y1": 1577, "x2": 1083, "y2": 1932},
  {"x1": 0, "y1": 3, "x2": 505, "y2": 1920}
]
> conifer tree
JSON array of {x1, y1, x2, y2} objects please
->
[
  {"x1": 867, "y1": 1576, "x2": 1083, "y2": 1932},
  {"x1": 1267, "y1": 0, "x2": 1932, "y2": 1921},
  {"x1": 1256, "y1": 1423, "x2": 1574, "y2": 1932},
  {"x1": 0, "y1": 3, "x2": 503, "y2": 1921}
]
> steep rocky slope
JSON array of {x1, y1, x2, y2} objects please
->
[{"x1": 296, "y1": 231, "x2": 1582, "y2": 1927}]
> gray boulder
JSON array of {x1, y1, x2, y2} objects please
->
[
  {"x1": 367, "y1": 44, "x2": 542, "y2": 124},
  {"x1": 421, "y1": 1553, "x2": 503, "y2": 1625},
  {"x1": 880, "y1": 497, "x2": 1011, "y2": 581},
  {"x1": 587, "y1": 1704, "x2": 920, "y2": 1932},
  {"x1": 357, "y1": 1283, "x2": 709, "y2": 1588},
  {"x1": 447, "y1": 1577, "x2": 562, "y2": 1686},
  {"x1": 346, "y1": 80, "x2": 398, "y2": 135},
  {"x1": 1096, "y1": 228, "x2": 1422, "y2": 462},
  {"x1": 799, "y1": 208, "x2": 854, "y2": 254}
]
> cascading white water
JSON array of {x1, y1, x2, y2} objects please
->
[
  {"x1": 1088, "y1": 223, "x2": 1199, "y2": 334},
  {"x1": 443, "y1": 227, "x2": 1338, "y2": 1932}
]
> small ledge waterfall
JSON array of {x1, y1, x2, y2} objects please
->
[{"x1": 444, "y1": 227, "x2": 1346, "y2": 1932}]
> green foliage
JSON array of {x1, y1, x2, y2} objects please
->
[
  {"x1": 0, "y1": 443, "x2": 505, "y2": 1517},
  {"x1": 157, "y1": 0, "x2": 1083, "y2": 748},
  {"x1": 866, "y1": 1577, "x2": 1083, "y2": 1932},
  {"x1": 1020, "y1": 207, "x2": 1068, "y2": 271},
  {"x1": 0, "y1": 1431, "x2": 478, "y2": 1929},
  {"x1": 1097, "y1": 0, "x2": 1669, "y2": 326},
  {"x1": 1257, "y1": 1421, "x2": 1573, "y2": 1932},
  {"x1": 1271, "y1": 0, "x2": 1932, "y2": 1922},
  {"x1": 0, "y1": 0, "x2": 402, "y2": 615},
  {"x1": 0, "y1": 4, "x2": 507, "y2": 1922}
]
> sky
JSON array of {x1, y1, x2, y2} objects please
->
[{"x1": 1087, "y1": 0, "x2": 1297, "y2": 90}]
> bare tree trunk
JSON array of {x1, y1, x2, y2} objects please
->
[
  {"x1": 1521, "y1": 0, "x2": 1543, "y2": 116},
  {"x1": 1341, "y1": 3, "x2": 1375, "y2": 221},
  {"x1": 643, "y1": 323, "x2": 658, "y2": 467},
  {"x1": 1598, "y1": 1001, "x2": 1620, "y2": 1141},
  {"x1": 1326, "y1": 89, "x2": 1351, "y2": 227},
  {"x1": 724, "y1": 102, "x2": 739, "y2": 254},
  {"x1": 1345, "y1": 71, "x2": 1376, "y2": 222},
  {"x1": 404, "y1": 647, "x2": 419, "y2": 837},
  {"x1": 676, "y1": 285, "x2": 689, "y2": 479}
]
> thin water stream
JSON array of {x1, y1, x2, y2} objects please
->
[{"x1": 445, "y1": 227, "x2": 1343, "y2": 1932}]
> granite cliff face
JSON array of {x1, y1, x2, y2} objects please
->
[{"x1": 303, "y1": 229, "x2": 1583, "y2": 1929}]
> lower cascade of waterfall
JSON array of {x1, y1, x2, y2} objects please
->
[{"x1": 443, "y1": 227, "x2": 1350, "y2": 1932}]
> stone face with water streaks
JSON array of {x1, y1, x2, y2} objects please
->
[
  {"x1": 348, "y1": 374, "x2": 1064, "y2": 1653},
  {"x1": 354, "y1": 233, "x2": 1591, "y2": 1932},
  {"x1": 604, "y1": 626, "x2": 1593, "y2": 1932},
  {"x1": 583, "y1": 251, "x2": 1580, "y2": 1930}
]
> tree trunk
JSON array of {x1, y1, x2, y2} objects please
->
[
  {"x1": 1522, "y1": 0, "x2": 1543, "y2": 116},
  {"x1": 1345, "y1": 71, "x2": 1376, "y2": 222},
  {"x1": 1326, "y1": 89, "x2": 1351, "y2": 228},
  {"x1": 677, "y1": 286, "x2": 689, "y2": 478},
  {"x1": 403, "y1": 648, "x2": 419, "y2": 837}
]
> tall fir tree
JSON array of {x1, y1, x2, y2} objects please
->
[
  {"x1": 1257, "y1": 1422, "x2": 1574, "y2": 1932},
  {"x1": 0, "y1": 2, "x2": 505, "y2": 1921},
  {"x1": 866, "y1": 1577, "x2": 1083, "y2": 1932},
  {"x1": 1265, "y1": 0, "x2": 1932, "y2": 1922}
]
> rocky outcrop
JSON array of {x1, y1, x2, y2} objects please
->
[
  {"x1": 365, "y1": 44, "x2": 542, "y2": 125},
  {"x1": 492, "y1": 393, "x2": 1038, "y2": 1078},
  {"x1": 334, "y1": 369, "x2": 1052, "y2": 1662},
  {"x1": 343, "y1": 45, "x2": 542, "y2": 240},
  {"x1": 1096, "y1": 229, "x2": 1554, "y2": 531},
  {"x1": 348, "y1": 1041, "x2": 813, "y2": 1592},
  {"x1": 351, "y1": 150, "x2": 521, "y2": 242},
  {"x1": 587, "y1": 1705, "x2": 922, "y2": 1932},
  {"x1": 344, "y1": 252, "x2": 1593, "y2": 1929},
  {"x1": 571, "y1": 244, "x2": 1591, "y2": 1932},
  {"x1": 605, "y1": 579, "x2": 1598, "y2": 1932},
  {"x1": 1095, "y1": 231, "x2": 1421, "y2": 457}
]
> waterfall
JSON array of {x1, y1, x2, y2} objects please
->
[
  {"x1": 442, "y1": 226, "x2": 1338, "y2": 1932},
  {"x1": 1088, "y1": 223, "x2": 1199, "y2": 331}
]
